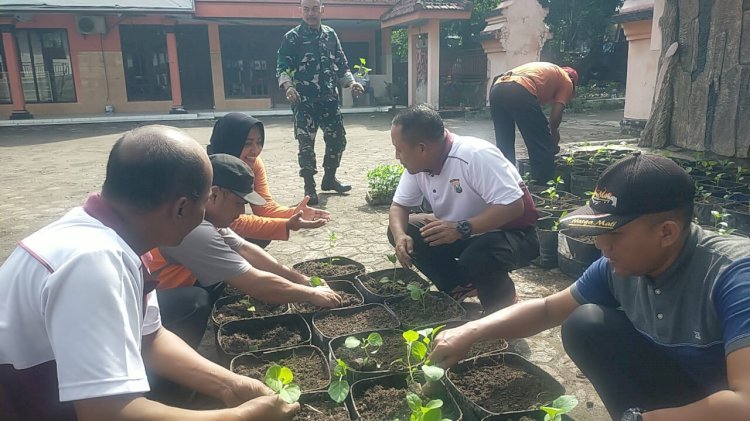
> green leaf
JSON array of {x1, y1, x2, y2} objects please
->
[
  {"x1": 403, "y1": 330, "x2": 420, "y2": 343},
  {"x1": 424, "y1": 399, "x2": 443, "y2": 410},
  {"x1": 417, "y1": 328, "x2": 433, "y2": 338},
  {"x1": 328, "y1": 379, "x2": 350, "y2": 403},
  {"x1": 386, "y1": 253, "x2": 398, "y2": 264},
  {"x1": 411, "y1": 341, "x2": 428, "y2": 360},
  {"x1": 406, "y1": 393, "x2": 422, "y2": 412},
  {"x1": 422, "y1": 363, "x2": 444, "y2": 382},
  {"x1": 345, "y1": 336, "x2": 362, "y2": 348},
  {"x1": 279, "y1": 383, "x2": 301, "y2": 404},
  {"x1": 367, "y1": 332, "x2": 383, "y2": 347},
  {"x1": 551, "y1": 395, "x2": 578, "y2": 413},
  {"x1": 278, "y1": 366, "x2": 293, "y2": 384},
  {"x1": 334, "y1": 358, "x2": 349, "y2": 377},
  {"x1": 422, "y1": 407, "x2": 443, "y2": 421},
  {"x1": 309, "y1": 275, "x2": 323, "y2": 287}
]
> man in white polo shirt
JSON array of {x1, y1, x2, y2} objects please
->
[
  {"x1": 0, "y1": 126, "x2": 297, "y2": 420},
  {"x1": 388, "y1": 104, "x2": 539, "y2": 312}
]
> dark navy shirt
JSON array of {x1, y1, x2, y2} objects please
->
[{"x1": 571, "y1": 224, "x2": 750, "y2": 393}]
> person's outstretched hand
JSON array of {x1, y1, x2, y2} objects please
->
[
  {"x1": 235, "y1": 394, "x2": 299, "y2": 420},
  {"x1": 428, "y1": 324, "x2": 478, "y2": 370},
  {"x1": 286, "y1": 211, "x2": 327, "y2": 231},
  {"x1": 293, "y1": 196, "x2": 331, "y2": 222}
]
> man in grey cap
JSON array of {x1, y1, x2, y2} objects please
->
[
  {"x1": 427, "y1": 152, "x2": 750, "y2": 421},
  {"x1": 150, "y1": 154, "x2": 341, "y2": 350}
]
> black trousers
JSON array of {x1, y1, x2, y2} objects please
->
[
  {"x1": 388, "y1": 214, "x2": 539, "y2": 313},
  {"x1": 490, "y1": 81, "x2": 557, "y2": 185},
  {"x1": 562, "y1": 305, "x2": 707, "y2": 418}
]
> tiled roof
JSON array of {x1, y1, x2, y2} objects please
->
[{"x1": 381, "y1": 0, "x2": 472, "y2": 22}]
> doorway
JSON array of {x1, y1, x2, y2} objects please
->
[{"x1": 176, "y1": 26, "x2": 214, "y2": 110}]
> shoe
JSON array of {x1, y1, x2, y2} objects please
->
[
  {"x1": 303, "y1": 175, "x2": 319, "y2": 205},
  {"x1": 321, "y1": 167, "x2": 352, "y2": 193},
  {"x1": 449, "y1": 283, "x2": 478, "y2": 302}
]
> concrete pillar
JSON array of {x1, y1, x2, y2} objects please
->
[
  {"x1": 0, "y1": 24, "x2": 32, "y2": 119},
  {"x1": 621, "y1": 19, "x2": 658, "y2": 132},
  {"x1": 165, "y1": 27, "x2": 186, "y2": 114},
  {"x1": 380, "y1": 29, "x2": 393, "y2": 84},
  {"x1": 407, "y1": 26, "x2": 415, "y2": 105},
  {"x1": 425, "y1": 19, "x2": 440, "y2": 108}
]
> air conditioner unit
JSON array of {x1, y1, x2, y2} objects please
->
[{"x1": 76, "y1": 16, "x2": 107, "y2": 35}]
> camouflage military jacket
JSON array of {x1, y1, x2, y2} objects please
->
[{"x1": 277, "y1": 22, "x2": 355, "y2": 103}]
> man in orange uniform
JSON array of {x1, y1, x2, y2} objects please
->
[{"x1": 489, "y1": 62, "x2": 578, "y2": 185}]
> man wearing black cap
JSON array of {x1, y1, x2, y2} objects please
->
[
  {"x1": 149, "y1": 154, "x2": 341, "y2": 349},
  {"x1": 428, "y1": 152, "x2": 750, "y2": 421}
]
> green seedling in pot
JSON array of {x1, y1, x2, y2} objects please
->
[
  {"x1": 710, "y1": 210, "x2": 735, "y2": 236},
  {"x1": 551, "y1": 211, "x2": 567, "y2": 232},
  {"x1": 393, "y1": 327, "x2": 445, "y2": 386},
  {"x1": 238, "y1": 297, "x2": 256, "y2": 314},
  {"x1": 407, "y1": 282, "x2": 430, "y2": 312},
  {"x1": 327, "y1": 230, "x2": 338, "y2": 265},
  {"x1": 381, "y1": 253, "x2": 404, "y2": 284},
  {"x1": 542, "y1": 176, "x2": 565, "y2": 204},
  {"x1": 540, "y1": 394, "x2": 579, "y2": 421},
  {"x1": 327, "y1": 358, "x2": 350, "y2": 404},
  {"x1": 309, "y1": 275, "x2": 324, "y2": 287},
  {"x1": 264, "y1": 364, "x2": 301, "y2": 404},
  {"x1": 344, "y1": 332, "x2": 384, "y2": 369},
  {"x1": 403, "y1": 392, "x2": 449, "y2": 421}
]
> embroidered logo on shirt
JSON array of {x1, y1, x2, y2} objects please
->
[{"x1": 450, "y1": 179, "x2": 463, "y2": 193}]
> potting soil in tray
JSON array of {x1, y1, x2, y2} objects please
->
[
  {"x1": 293, "y1": 395, "x2": 349, "y2": 421},
  {"x1": 295, "y1": 260, "x2": 361, "y2": 278},
  {"x1": 294, "y1": 291, "x2": 363, "y2": 313},
  {"x1": 214, "y1": 299, "x2": 287, "y2": 325},
  {"x1": 355, "y1": 384, "x2": 460, "y2": 421},
  {"x1": 387, "y1": 293, "x2": 463, "y2": 328},
  {"x1": 233, "y1": 350, "x2": 329, "y2": 391},
  {"x1": 219, "y1": 324, "x2": 303, "y2": 354},
  {"x1": 315, "y1": 306, "x2": 399, "y2": 338},
  {"x1": 466, "y1": 338, "x2": 509, "y2": 359},
  {"x1": 448, "y1": 363, "x2": 557, "y2": 413},
  {"x1": 333, "y1": 330, "x2": 404, "y2": 371},
  {"x1": 359, "y1": 271, "x2": 428, "y2": 296}
]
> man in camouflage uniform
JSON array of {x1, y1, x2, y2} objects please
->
[{"x1": 277, "y1": 0, "x2": 364, "y2": 205}]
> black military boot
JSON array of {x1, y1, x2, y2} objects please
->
[
  {"x1": 303, "y1": 174, "x2": 319, "y2": 205},
  {"x1": 321, "y1": 167, "x2": 351, "y2": 193}
]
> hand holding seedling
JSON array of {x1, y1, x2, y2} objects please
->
[
  {"x1": 265, "y1": 365, "x2": 301, "y2": 404},
  {"x1": 308, "y1": 285, "x2": 342, "y2": 308},
  {"x1": 350, "y1": 81, "x2": 364, "y2": 97},
  {"x1": 420, "y1": 219, "x2": 461, "y2": 246},
  {"x1": 220, "y1": 373, "x2": 275, "y2": 407},
  {"x1": 293, "y1": 195, "x2": 331, "y2": 222},
  {"x1": 426, "y1": 323, "x2": 478, "y2": 370},
  {"x1": 393, "y1": 234, "x2": 415, "y2": 268}
]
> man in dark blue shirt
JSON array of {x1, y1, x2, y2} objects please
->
[{"x1": 429, "y1": 152, "x2": 750, "y2": 421}]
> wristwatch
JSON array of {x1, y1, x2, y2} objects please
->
[
  {"x1": 456, "y1": 220, "x2": 472, "y2": 240},
  {"x1": 621, "y1": 408, "x2": 644, "y2": 421}
]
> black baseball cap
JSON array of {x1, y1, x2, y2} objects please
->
[
  {"x1": 209, "y1": 154, "x2": 265, "y2": 206},
  {"x1": 560, "y1": 151, "x2": 694, "y2": 236}
]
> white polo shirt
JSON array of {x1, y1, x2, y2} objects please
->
[
  {"x1": 0, "y1": 207, "x2": 160, "y2": 402},
  {"x1": 393, "y1": 134, "x2": 524, "y2": 222}
]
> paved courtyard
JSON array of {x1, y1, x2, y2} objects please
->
[{"x1": 0, "y1": 109, "x2": 627, "y2": 420}]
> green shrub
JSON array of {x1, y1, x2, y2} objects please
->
[{"x1": 367, "y1": 164, "x2": 404, "y2": 201}]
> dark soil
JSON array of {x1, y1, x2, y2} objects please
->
[
  {"x1": 294, "y1": 291, "x2": 362, "y2": 314},
  {"x1": 220, "y1": 324, "x2": 303, "y2": 354},
  {"x1": 466, "y1": 338, "x2": 509, "y2": 359},
  {"x1": 295, "y1": 260, "x2": 361, "y2": 278},
  {"x1": 360, "y1": 270, "x2": 429, "y2": 296},
  {"x1": 213, "y1": 297, "x2": 287, "y2": 325},
  {"x1": 314, "y1": 306, "x2": 399, "y2": 339},
  {"x1": 233, "y1": 349, "x2": 329, "y2": 391},
  {"x1": 294, "y1": 396, "x2": 349, "y2": 421},
  {"x1": 354, "y1": 384, "x2": 460, "y2": 421},
  {"x1": 448, "y1": 362, "x2": 556, "y2": 413},
  {"x1": 333, "y1": 330, "x2": 405, "y2": 372},
  {"x1": 386, "y1": 293, "x2": 463, "y2": 329}
]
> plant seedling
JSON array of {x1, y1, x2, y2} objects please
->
[
  {"x1": 327, "y1": 358, "x2": 350, "y2": 404},
  {"x1": 393, "y1": 327, "x2": 445, "y2": 386},
  {"x1": 238, "y1": 297, "x2": 256, "y2": 313},
  {"x1": 540, "y1": 395, "x2": 579, "y2": 421},
  {"x1": 405, "y1": 392, "x2": 447, "y2": 421},
  {"x1": 407, "y1": 282, "x2": 430, "y2": 312},
  {"x1": 353, "y1": 57, "x2": 372, "y2": 78},
  {"x1": 710, "y1": 210, "x2": 735, "y2": 236},
  {"x1": 344, "y1": 332, "x2": 384, "y2": 368},
  {"x1": 327, "y1": 230, "x2": 338, "y2": 265},
  {"x1": 551, "y1": 211, "x2": 568, "y2": 232},
  {"x1": 380, "y1": 253, "x2": 404, "y2": 284},
  {"x1": 309, "y1": 275, "x2": 324, "y2": 287},
  {"x1": 264, "y1": 364, "x2": 301, "y2": 404},
  {"x1": 542, "y1": 176, "x2": 565, "y2": 204}
]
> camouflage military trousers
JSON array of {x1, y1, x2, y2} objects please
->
[{"x1": 293, "y1": 99, "x2": 347, "y2": 177}]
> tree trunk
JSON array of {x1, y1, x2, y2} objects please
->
[{"x1": 639, "y1": 0, "x2": 750, "y2": 158}]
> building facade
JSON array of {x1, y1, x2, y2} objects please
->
[{"x1": 0, "y1": 0, "x2": 396, "y2": 119}]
